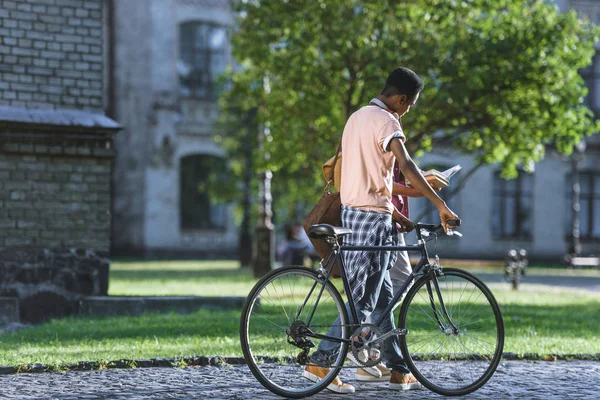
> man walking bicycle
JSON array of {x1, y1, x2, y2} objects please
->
[{"x1": 304, "y1": 67, "x2": 460, "y2": 393}]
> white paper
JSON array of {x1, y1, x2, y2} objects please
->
[{"x1": 442, "y1": 165, "x2": 462, "y2": 180}]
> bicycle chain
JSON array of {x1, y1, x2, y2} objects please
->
[{"x1": 303, "y1": 323, "x2": 388, "y2": 369}]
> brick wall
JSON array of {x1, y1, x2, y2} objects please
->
[
  {"x1": 0, "y1": 153, "x2": 111, "y2": 250},
  {"x1": 0, "y1": 131, "x2": 117, "y2": 324},
  {"x1": 0, "y1": 0, "x2": 119, "y2": 324},
  {"x1": 0, "y1": 0, "x2": 104, "y2": 111}
]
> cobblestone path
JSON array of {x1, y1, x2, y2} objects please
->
[{"x1": 1, "y1": 361, "x2": 598, "y2": 399}]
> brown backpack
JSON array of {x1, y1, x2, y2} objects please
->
[{"x1": 302, "y1": 140, "x2": 343, "y2": 277}]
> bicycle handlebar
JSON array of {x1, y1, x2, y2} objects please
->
[
  {"x1": 447, "y1": 219, "x2": 461, "y2": 228},
  {"x1": 417, "y1": 219, "x2": 462, "y2": 239},
  {"x1": 417, "y1": 219, "x2": 460, "y2": 231}
]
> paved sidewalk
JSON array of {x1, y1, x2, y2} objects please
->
[
  {"x1": 473, "y1": 271, "x2": 600, "y2": 292},
  {"x1": 1, "y1": 361, "x2": 598, "y2": 399}
]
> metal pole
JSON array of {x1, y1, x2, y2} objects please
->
[
  {"x1": 253, "y1": 169, "x2": 274, "y2": 277},
  {"x1": 252, "y1": 77, "x2": 274, "y2": 277},
  {"x1": 239, "y1": 123, "x2": 253, "y2": 268},
  {"x1": 251, "y1": 89, "x2": 274, "y2": 278}
]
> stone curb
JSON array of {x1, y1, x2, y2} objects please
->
[
  {"x1": 501, "y1": 352, "x2": 600, "y2": 361},
  {"x1": 78, "y1": 296, "x2": 247, "y2": 317},
  {"x1": 1, "y1": 296, "x2": 248, "y2": 328},
  {"x1": 1, "y1": 353, "x2": 599, "y2": 375},
  {"x1": 0, "y1": 357, "x2": 247, "y2": 375}
]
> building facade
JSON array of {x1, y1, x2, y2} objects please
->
[
  {"x1": 110, "y1": 0, "x2": 237, "y2": 257},
  {"x1": 409, "y1": 139, "x2": 600, "y2": 262},
  {"x1": 110, "y1": 0, "x2": 599, "y2": 263},
  {"x1": 0, "y1": 0, "x2": 120, "y2": 323},
  {"x1": 407, "y1": 0, "x2": 600, "y2": 263}
]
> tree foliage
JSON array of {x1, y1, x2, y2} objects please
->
[{"x1": 220, "y1": 0, "x2": 599, "y2": 219}]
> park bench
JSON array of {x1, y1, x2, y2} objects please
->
[{"x1": 565, "y1": 255, "x2": 600, "y2": 269}]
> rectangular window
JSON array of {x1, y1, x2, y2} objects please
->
[
  {"x1": 565, "y1": 172, "x2": 600, "y2": 241},
  {"x1": 580, "y1": 50, "x2": 600, "y2": 116},
  {"x1": 180, "y1": 154, "x2": 228, "y2": 230},
  {"x1": 411, "y1": 164, "x2": 459, "y2": 224},
  {"x1": 492, "y1": 171, "x2": 533, "y2": 239},
  {"x1": 594, "y1": 174, "x2": 600, "y2": 238},
  {"x1": 179, "y1": 22, "x2": 228, "y2": 100}
]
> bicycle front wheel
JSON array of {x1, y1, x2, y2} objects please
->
[
  {"x1": 240, "y1": 266, "x2": 349, "y2": 399},
  {"x1": 398, "y1": 268, "x2": 504, "y2": 396}
]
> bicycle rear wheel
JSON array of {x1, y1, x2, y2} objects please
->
[
  {"x1": 240, "y1": 266, "x2": 349, "y2": 399},
  {"x1": 398, "y1": 268, "x2": 504, "y2": 396}
]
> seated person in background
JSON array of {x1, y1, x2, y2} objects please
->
[{"x1": 277, "y1": 223, "x2": 315, "y2": 266}]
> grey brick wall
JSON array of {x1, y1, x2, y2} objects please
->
[
  {"x1": 0, "y1": 140, "x2": 114, "y2": 324},
  {"x1": 0, "y1": 0, "x2": 117, "y2": 324},
  {"x1": 0, "y1": 0, "x2": 104, "y2": 112},
  {"x1": 0, "y1": 153, "x2": 111, "y2": 250}
]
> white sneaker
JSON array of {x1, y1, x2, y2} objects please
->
[
  {"x1": 355, "y1": 349, "x2": 391, "y2": 382},
  {"x1": 346, "y1": 349, "x2": 381, "y2": 379},
  {"x1": 356, "y1": 365, "x2": 390, "y2": 381},
  {"x1": 389, "y1": 371, "x2": 423, "y2": 390},
  {"x1": 375, "y1": 361, "x2": 391, "y2": 378}
]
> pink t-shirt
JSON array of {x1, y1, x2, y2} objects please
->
[{"x1": 340, "y1": 105, "x2": 405, "y2": 214}]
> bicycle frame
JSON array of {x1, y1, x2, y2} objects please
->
[
  {"x1": 300, "y1": 224, "x2": 456, "y2": 346},
  {"x1": 244, "y1": 222, "x2": 502, "y2": 398}
]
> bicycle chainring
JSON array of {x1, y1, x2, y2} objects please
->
[{"x1": 350, "y1": 324, "x2": 384, "y2": 368}]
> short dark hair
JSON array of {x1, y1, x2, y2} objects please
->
[{"x1": 382, "y1": 67, "x2": 424, "y2": 99}]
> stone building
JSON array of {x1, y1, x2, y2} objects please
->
[
  {"x1": 110, "y1": 0, "x2": 237, "y2": 257},
  {"x1": 109, "y1": 0, "x2": 598, "y2": 263},
  {"x1": 0, "y1": 0, "x2": 119, "y2": 323}
]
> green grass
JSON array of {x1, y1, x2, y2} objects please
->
[
  {"x1": 108, "y1": 260, "x2": 257, "y2": 296},
  {"x1": 469, "y1": 266, "x2": 600, "y2": 278},
  {"x1": 490, "y1": 284, "x2": 600, "y2": 355},
  {"x1": 0, "y1": 260, "x2": 598, "y2": 368},
  {"x1": 108, "y1": 260, "x2": 600, "y2": 297},
  {"x1": 0, "y1": 309, "x2": 240, "y2": 366}
]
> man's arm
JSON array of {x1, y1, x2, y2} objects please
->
[
  {"x1": 389, "y1": 138, "x2": 460, "y2": 231},
  {"x1": 393, "y1": 182, "x2": 440, "y2": 197},
  {"x1": 393, "y1": 206, "x2": 415, "y2": 232}
]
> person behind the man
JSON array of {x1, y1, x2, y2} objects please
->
[
  {"x1": 355, "y1": 159, "x2": 442, "y2": 382},
  {"x1": 303, "y1": 67, "x2": 460, "y2": 394}
]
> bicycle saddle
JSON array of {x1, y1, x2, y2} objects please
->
[{"x1": 307, "y1": 224, "x2": 352, "y2": 239}]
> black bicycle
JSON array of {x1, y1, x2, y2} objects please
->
[{"x1": 240, "y1": 222, "x2": 504, "y2": 398}]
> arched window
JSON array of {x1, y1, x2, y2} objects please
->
[
  {"x1": 180, "y1": 154, "x2": 228, "y2": 230},
  {"x1": 179, "y1": 22, "x2": 228, "y2": 99}
]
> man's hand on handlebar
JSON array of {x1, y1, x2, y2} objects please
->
[
  {"x1": 393, "y1": 208, "x2": 415, "y2": 233},
  {"x1": 438, "y1": 204, "x2": 461, "y2": 233}
]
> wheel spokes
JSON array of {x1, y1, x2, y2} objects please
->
[
  {"x1": 242, "y1": 268, "x2": 349, "y2": 396},
  {"x1": 400, "y1": 269, "x2": 503, "y2": 395}
]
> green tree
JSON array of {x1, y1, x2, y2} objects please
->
[{"x1": 220, "y1": 0, "x2": 599, "y2": 218}]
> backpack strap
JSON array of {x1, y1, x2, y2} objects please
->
[
  {"x1": 324, "y1": 131, "x2": 343, "y2": 193},
  {"x1": 328, "y1": 138, "x2": 342, "y2": 183}
]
